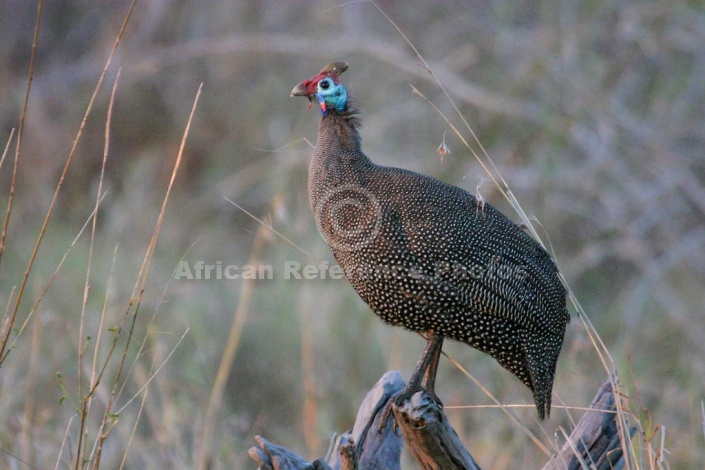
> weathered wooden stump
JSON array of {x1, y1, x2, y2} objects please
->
[
  {"x1": 250, "y1": 371, "x2": 406, "y2": 470},
  {"x1": 249, "y1": 372, "x2": 634, "y2": 469},
  {"x1": 392, "y1": 391, "x2": 480, "y2": 469}
]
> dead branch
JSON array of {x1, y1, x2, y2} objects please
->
[{"x1": 250, "y1": 373, "x2": 636, "y2": 470}]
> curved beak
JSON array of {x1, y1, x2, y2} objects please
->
[{"x1": 291, "y1": 81, "x2": 310, "y2": 97}]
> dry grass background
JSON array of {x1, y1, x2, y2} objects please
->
[{"x1": 0, "y1": 0, "x2": 704, "y2": 468}]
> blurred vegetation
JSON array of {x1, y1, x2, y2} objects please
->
[{"x1": 1, "y1": 0, "x2": 704, "y2": 468}]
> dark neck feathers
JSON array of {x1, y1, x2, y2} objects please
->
[{"x1": 316, "y1": 102, "x2": 363, "y2": 155}]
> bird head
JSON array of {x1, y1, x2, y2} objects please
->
[{"x1": 291, "y1": 62, "x2": 349, "y2": 115}]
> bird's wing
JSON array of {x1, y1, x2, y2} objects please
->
[{"x1": 375, "y1": 167, "x2": 568, "y2": 337}]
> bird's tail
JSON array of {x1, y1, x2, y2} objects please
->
[{"x1": 525, "y1": 332, "x2": 564, "y2": 420}]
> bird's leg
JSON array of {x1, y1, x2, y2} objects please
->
[
  {"x1": 402, "y1": 332, "x2": 443, "y2": 397},
  {"x1": 379, "y1": 331, "x2": 444, "y2": 431},
  {"x1": 422, "y1": 333, "x2": 444, "y2": 406}
]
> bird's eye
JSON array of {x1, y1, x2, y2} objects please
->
[{"x1": 319, "y1": 80, "x2": 330, "y2": 90}]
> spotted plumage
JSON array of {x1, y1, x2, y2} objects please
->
[{"x1": 292, "y1": 62, "x2": 569, "y2": 419}]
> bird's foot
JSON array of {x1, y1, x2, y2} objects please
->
[{"x1": 377, "y1": 385, "x2": 443, "y2": 433}]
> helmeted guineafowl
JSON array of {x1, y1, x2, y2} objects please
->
[{"x1": 291, "y1": 62, "x2": 569, "y2": 420}]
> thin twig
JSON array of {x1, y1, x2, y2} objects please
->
[
  {"x1": 0, "y1": 0, "x2": 41, "y2": 340},
  {"x1": 0, "y1": 128, "x2": 15, "y2": 174},
  {"x1": 0, "y1": 0, "x2": 40, "y2": 268},
  {"x1": 443, "y1": 352, "x2": 551, "y2": 456},
  {"x1": 7, "y1": 192, "x2": 108, "y2": 354},
  {"x1": 0, "y1": 0, "x2": 136, "y2": 365},
  {"x1": 224, "y1": 196, "x2": 316, "y2": 262},
  {"x1": 75, "y1": 66, "x2": 122, "y2": 467},
  {"x1": 93, "y1": 82, "x2": 202, "y2": 467}
]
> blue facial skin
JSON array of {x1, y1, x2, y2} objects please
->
[{"x1": 316, "y1": 78, "x2": 348, "y2": 115}]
